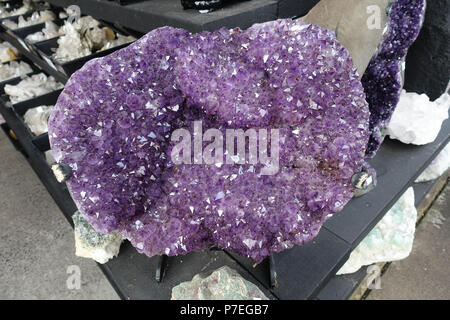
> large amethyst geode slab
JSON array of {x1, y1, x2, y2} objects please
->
[{"x1": 48, "y1": 19, "x2": 370, "y2": 262}]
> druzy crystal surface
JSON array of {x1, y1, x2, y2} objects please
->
[
  {"x1": 362, "y1": 0, "x2": 426, "y2": 157},
  {"x1": 49, "y1": 19, "x2": 370, "y2": 262}
]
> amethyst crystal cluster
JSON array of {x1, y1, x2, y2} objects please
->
[
  {"x1": 362, "y1": 0, "x2": 426, "y2": 157},
  {"x1": 49, "y1": 19, "x2": 370, "y2": 262}
]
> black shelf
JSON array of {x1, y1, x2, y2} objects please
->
[{"x1": 44, "y1": 0, "x2": 319, "y2": 34}]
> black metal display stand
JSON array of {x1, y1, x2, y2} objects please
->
[{"x1": 0, "y1": 0, "x2": 448, "y2": 300}]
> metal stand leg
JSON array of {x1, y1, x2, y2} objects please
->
[
  {"x1": 155, "y1": 255, "x2": 168, "y2": 282},
  {"x1": 269, "y1": 255, "x2": 277, "y2": 288}
]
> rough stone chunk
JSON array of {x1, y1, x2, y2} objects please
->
[
  {"x1": 337, "y1": 187, "x2": 417, "y2": 275},
  {"x1": 387, "y1": 90, "x2": 449, "y2": 145},
  {"x1": 415, "y1": 143, "x2": 450, "y2": 183},
  {"x1": 73, "y1": 211, "x2": 123, "y2": 264},
  {"x1": 23, "y1": 105, "x2": 53, "y2": 136},
  {"x1": 171, "y1": 266, "x2": 269, "y2": 300}
]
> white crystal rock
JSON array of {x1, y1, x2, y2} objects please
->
[
  {"x1": 25, "y1": 21, "x2": 62, "y2": 43},
  {"x1": 73, "y1": 211, "x2": 123, "y2": 264},
  {"x1": 0, "y1": 60, "x2": 32, "y2": 82},
  {"x1": 337, "y1": 187, "x2": 417, "y2": 275},
  {"x1": 171, "y1": 266, "x2": 269, "y2": 300},
  {"x1": 416, "y1": 143, "x2": 450, "y2": 183},
  {"x1": 0, "y1": 42, "x2": 19, "y2": 63},
  {"x1": 4, "y1": 73, "x2": 63, "y2": 104},
  {"x1": 54, "y1": 21, "x2": 93, "y2": 62},
  {"x1": 23, "y1": 105, "x2": 53, "y2": 136},
  {"x1": 54, "y1": 16, "x2": 133, "y2": 62},
  {"x1": 100, "y1": 34, "x2": 136, "y2": 52},
  {"x1": 2, "y1": 10, "x2": 55, "y2": 29},
  {"x1": 387, "y1": 90, "x2": 450, "y2": 145},
  {"x1": 0, "y1": 0, "x2": 32, "y2": 18}
]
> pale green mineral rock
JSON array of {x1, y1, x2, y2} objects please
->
[
  {"x1": 337, "y1": 187, "x2": 417, "y2": 275},
  {"x1": 171, "y1": 266, "x2": 269, "y2": 300},
  {"x1": 73, "y1": 211, "x2": 123, "y2": 264}
]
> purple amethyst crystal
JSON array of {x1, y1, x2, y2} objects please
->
[
  {"x1": 362, "y1": 0, "x2": 426, "y2": 157},
  {"x1": 48, "y1": 19, "x2": 370, "y2": 262}
]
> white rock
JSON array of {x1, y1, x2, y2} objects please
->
[
  {"x1": 23, "y1": 105, "x2": 53, "y2": 136},
  {"x1": 387, "y1": 90, "x2": 449, "y2": 145},
  {"x1": 0, "y1": 41, "x2": 19, "y2": 63},
  {"x1": 171, "y1": 266, "x2": 269, "y2": 300},
  {"x1": 2, "y1": 10, "x2": 55, "y2": 29},
  {"x1": 100, "y1": 34, "x2": 136, "y2": 52},
  {"x1": 0, "y1": 0, "x2": 33, "y2": 18},
  {"x1": 75, "y1": 234, "x2": 123, "y2": 264},
  {"x1": 4, "y1": 73, "x2": 63, "y2": 104},
  {"x1": 73, "y1": 211, "x2": 123, "y2": 264},
  {"x1": 0, "y1": 60, "x2": 33, "y2": 82},
  {"x1": 54, "y1": 16, "x2": 134, "y2": 62},
  {"x1": 25, "y1": 21, "x2": 62, "y2": 43},
  {"x1": 337, "y1": 187, "x2": 417, "y2": 275},
  {"x1": 415, "y1": 142, "x2": 450, "y2": 183}
]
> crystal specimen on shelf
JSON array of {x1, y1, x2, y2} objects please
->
[
  {"x1": 362, "y1": 0, "x2": 426, "y2": 157},
  {"x1": 25, "y1": 21, "x2": 62, "y2": 43},
  {"x1": 171, "y1": 266, "x2": 268, "y2": 300},
  {"x1": 73, "y1": 211, "x2": 123, "y2": 264},
  {"x1": 337, "y1": 187, "x2": 417, "y2": 275},
  {"x1": 0, "y1": 42, "x2": 18, "y2": 63},
  {"x1": 415, "y1": 143, "x2": 450, "y2": 183},
  {"x1": 99, "y1": 34, "x2": 136, "y2": 52},
  {"x1": 54, "y1": 17, "x2": 134, "y2": 62},
  {"x1": 49, "y1": 19, "x2": 370, "y2": 262},
  {"x1": 23, "y1": 105, "x2": 53, "y2": 136},
  {"x1": 387, "y1": 90, "x2": 449, "y2": 145},
  {"x1": 53, "y1": 21, "x2": 97, "y2": 62},
  {"x1": 0, "y1": 60, "x2": 32, "y2": 82},
  {"x1": 2, "y1": 10, "x2": 55, "y2": 29},
  {"x1": 4, "y1": 73, "x2": 63, "y2": 104},
  {"x1": 0, "y1": 0, "x2": 35, "y2": 18},
  {"x1": 301, "y1": 0, "x2": 390, "y2": 77}
]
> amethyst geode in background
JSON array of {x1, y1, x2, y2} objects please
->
[
  {"x1": 362, "y1": 0, "x2": 426, "y2": 157},
  {"x1": 48, "y1": 19, "x2": 370, "y2": 262}
]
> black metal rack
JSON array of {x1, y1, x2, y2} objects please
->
[{"x1": 0, "y1": 0, "x2": 448, "y2": 300}]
